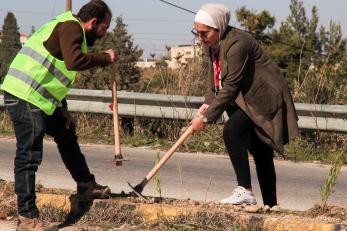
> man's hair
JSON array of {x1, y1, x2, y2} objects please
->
[{"x1": 77, "y1": 0, "x2": 112, "y2": 23}]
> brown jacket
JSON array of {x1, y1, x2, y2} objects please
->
[
  {"x1": 44, "y1": 19, "x2": 110, "y2": 71},
  {"x1": 202, "y1": 26, "x2": 299, "y2": 154}
]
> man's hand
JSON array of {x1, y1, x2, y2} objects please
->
[
  {"x1": 197, "y1": 104, "x2": 209, "y2": 116},
  {"x1": 190, "y1": 116, "x2": 205, "y2": 133},
  {"x1": 105, "y1": 49, "x2": 116, "y2": 63},
  {"x1": 61, "y1": 109, "x2": 76, "y2": 130}
]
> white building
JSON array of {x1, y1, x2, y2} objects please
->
[
  {"x1": 19, "y1": 33, "x2": 28, "y2": 45},
  {"x1": 137, "y1": 44, "x2": 202, "y2": 69},
  {"x1": 170, "y1": 44, "x2": 199, "y2": 65}
]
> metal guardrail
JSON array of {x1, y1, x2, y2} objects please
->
[{"x1": 1, "y1": 88, "x2": 347, "y2": 133}]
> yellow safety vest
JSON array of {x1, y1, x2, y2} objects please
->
[{"x1": 1, "y1": 11, "x2": 87, "y2": 115}]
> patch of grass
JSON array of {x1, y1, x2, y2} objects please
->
[
  {"x1": 36, "y1": 202, "x2": 249, "y2": 231},
  {"x1": 155, "y1": 211, "x2": 249, "y2": 231},
  {"x1": 0, "y1": 110, "x2": 13, "y2": 135},
  {"x1": 0, "y1": 179, "x2": 16, "y2": 217},
  {"x1": 40, "y1": 205, "x2": 67, "y2": 223},
  {"x1": 320, "y1": 151, "x2": 345, "y2": 209},
  {"x1": 77, "y1": 203, "x2": 144, "y2": 229},
  {"x1": 121, "y1": 132, "x2": 161, "y2": 147},
  {"x1": 154, "y1": 152, "x2": 162, "y2": 199},
  {"x1": 284, "y1": 137, "x2": 347, "y2": 164}
]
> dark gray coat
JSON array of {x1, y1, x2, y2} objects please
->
[{"x1": 202, "y1": 26, "x2": 299, "y2": 154}]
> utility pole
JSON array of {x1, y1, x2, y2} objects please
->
[{"x1": 66, "y1": 0, "x2": 72, "y2": 12}]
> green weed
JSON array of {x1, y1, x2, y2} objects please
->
[{"x1": 320, "y1": 151, "x2": 345, "y2": 209}]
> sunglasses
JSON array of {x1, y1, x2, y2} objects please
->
[{"x1": 191, "y1": 28, "x2": 218, "y2": 39}]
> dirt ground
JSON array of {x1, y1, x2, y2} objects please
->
[{"x1": 1, "y1": 179, "x2": 347, "y2": 231}]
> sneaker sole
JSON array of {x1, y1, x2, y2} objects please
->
[{"x1": 221, "y1": 199, "x2": 257, "y2": 205}]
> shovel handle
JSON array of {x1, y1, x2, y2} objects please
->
[
  {"x1": 143, "y1": 125, "x2": 193, "y2": 185},
  {"x1": 110, "y1": 63, "x2": 121, "y2": 157}
]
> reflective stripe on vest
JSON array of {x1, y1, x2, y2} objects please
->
[
  {"x1": 7, "y1": 68, "x2": 60, "y2": 107},
  {"x1": 19, "y1": 47, "x2": 71, "y2": 87}
]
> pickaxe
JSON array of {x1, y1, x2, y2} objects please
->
[
  {"x1": 128, "y1": 125, "x2": 194, "y2": 198},
  {"x1": 110, "y1": 62, "x2": 124, "y2": 166}
]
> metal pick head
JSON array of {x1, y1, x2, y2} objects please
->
[
  {"x1": 114, "y1": 154, "x2": 124, "y2": 166},
  {"x1": 127, "y1": 182, "x2": 148, "y2": 201}
]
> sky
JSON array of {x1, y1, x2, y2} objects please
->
[{"x1": 0, "y1": 0, "x2": 346, "y2": 58}]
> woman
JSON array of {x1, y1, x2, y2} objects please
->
[{"x1": 190, "y1": 3, "x2": 299, "y2": 207}]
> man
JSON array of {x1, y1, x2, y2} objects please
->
[{"x1": 1, "y1": 1, "x2": 115, "y2": 230}]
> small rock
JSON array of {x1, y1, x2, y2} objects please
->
[
  {"x1": 244, "y1": 205, "x2": 262, "y2": 213},
  {"x1": 193, "y1": 201, "x2": 200, "y2": 206},
  {"x1": 0, "y1": 211, "x2": 6, "y2": 219},
  {"x1": 270, "y1": 205, "x2": 282, "y2": 212},
  {"x1": 263, "y1": 205, "x2": 271, "y2": 212}
]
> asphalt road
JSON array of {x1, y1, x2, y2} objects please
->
[{"x1": 0, "y1": 137, "x2": 346, "y2": 211}]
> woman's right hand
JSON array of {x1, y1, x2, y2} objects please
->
[
  {"x1": 197, "y1": 104, "x2": 209, "y2": 116},
  {"x1": 105, "y1": 49, "x2": 116, "y2": 63},
  {"x1": 190, "y1": 116, "x2": 205, "y2": 133}
]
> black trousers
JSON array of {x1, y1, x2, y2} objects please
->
[
  {"x1": 4, "y1": 92, "x2": 94, "y2": 218},
  {"x1": 223, "y1": 108, "x2": 277, "y2": 206}
]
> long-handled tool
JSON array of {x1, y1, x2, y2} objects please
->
[
  {"x1": 110, "y1": 63, "x2": 124, "y2": 166},
  {"x1": 128, "y1": 125, "x2": 194, "y2": 198}
]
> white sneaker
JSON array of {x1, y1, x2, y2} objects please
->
[{"x1": 220, "y1": 186, "x2": 257, "y2": 205}]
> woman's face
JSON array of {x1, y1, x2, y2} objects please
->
[{"x1": 193, "y1": 22, "x2": 220, "y2": 47}]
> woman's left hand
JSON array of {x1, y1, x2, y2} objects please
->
[{"x1": 190, "y1": 117, "x2": 205, "y2": 133}]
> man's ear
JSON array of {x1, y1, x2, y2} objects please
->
[{"x1": 85, "y1": 18, "x2": 98, "y2": 31}]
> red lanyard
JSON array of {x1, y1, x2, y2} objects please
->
[{"x1": 212, "y1": 49, "x2": 221, "y2": 92}]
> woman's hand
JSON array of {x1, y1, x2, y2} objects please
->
[
  {"x1": 197, "y1": 104, "x2": 209, "y2": 116},
  {"x1": 104, "y1": 49, "x2": 116, "y2": 63},
  {"x1": 190, "y1": 116, "x2": 205, "y2": 133}
]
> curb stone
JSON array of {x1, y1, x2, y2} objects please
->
[{"x1": 36, "y1": 193, "x2": 347, "y2": 231}]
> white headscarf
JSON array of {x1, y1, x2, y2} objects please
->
[{"x1": 194, "y1": 3, "x2": 230, "y2": 36}]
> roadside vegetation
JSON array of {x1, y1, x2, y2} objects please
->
[{"x1": 1, "y1": 179, "x2": 347, "y2": 230}]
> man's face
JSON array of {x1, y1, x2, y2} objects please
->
[{"x1": 85, "y1": 14, "x2": 111, "y2": 46}]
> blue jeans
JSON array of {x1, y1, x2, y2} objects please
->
[{"x1": 4, "y1": 92, "x2": 94, "y2": 218}]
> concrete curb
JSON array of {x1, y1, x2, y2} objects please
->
[{"x1": 36, "y1": 193, "x2": 346, "y2": 231}]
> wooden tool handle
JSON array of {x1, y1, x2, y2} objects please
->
[
  {"x1": 110, "y1": 63, "x2": 121, "y2": 157},
  {"x1": 144, "y1": 125, "x2": 193, "y2": 183}
]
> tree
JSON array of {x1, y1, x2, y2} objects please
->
[
  {"x1": 112, "y1": 16, "x2": 143, "y2": 134},
  {"x1": 164, "y1": 45, "x2": 171, "y2": 60},
  {"x1": 266, "y1": 0, "x2": 347, "y2": 104},
  {"x1": 0, "y1": 12, "x2": 21, "y2": 81},
  {"x1": 235, "y1": 6, "x2": 275, "y2": 44},
  {"x1": 30, "y1": 26, "x2": 36, "y2": 37},
  {"x1": 112, "y1": 16, "x2": 143, "y2": 91},
  {"x1": 236, "y1": 6, "x2": 275, "y2": 34},
  {"x1": 149, "y1": 53, "x2": 156, "y2": 61},
  {"x1": 75, "y1": 15, "x2": 143, "y2": 91},
  {"x1": 264, "y1": 0, "x2": 321, "y2": 88}
]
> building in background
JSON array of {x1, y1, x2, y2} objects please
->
[
  {"x1": 19, "y1": 32, "x2": 28, "y2": 45},
  {"x1": 170, "y1": 44, "x2": 197, "y2": 65},
  {"x1": 137, "y1": 44, "x2": 202, "y2": 69}
]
